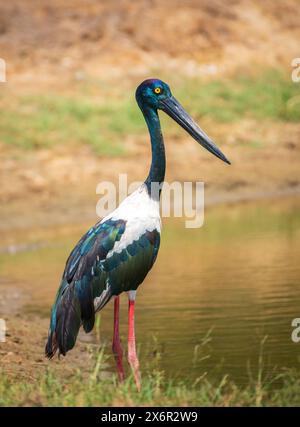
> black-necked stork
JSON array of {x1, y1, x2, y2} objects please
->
[{"x1": 45, "y1": 79, "x2": 230, "y2": 390}]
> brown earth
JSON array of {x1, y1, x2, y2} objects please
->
[
  {"x1": 0, "y1": 315, "x2": 97, "y2": 383},
  {"x1": 1, "y1": 0, "x2": 299, "y2": 81}
]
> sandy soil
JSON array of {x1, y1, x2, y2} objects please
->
[{"x1": 0, "y1": 315, "x2": 98, "y2": 383}]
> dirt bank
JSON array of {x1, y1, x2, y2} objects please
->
[
  {"x1": 1, "y1": 116, "x2": 300, "y2": 231},
  {"x1": 0, "y1": 0, "x2": 299, "y2": 84}
]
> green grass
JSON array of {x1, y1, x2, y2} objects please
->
[
  {"x1": 0, "y1": 95, "x2": 142, "y2": 155},
  {"x1": 177, "y1": 70, "x2": 300, "y2": 122},
  {"x1": 1, "y1": 346, "x2": 300, "y2": 407},
  {"x1": 0, "y1": 69, "x2": 299, "y2": 154},
  {"x1": 175, "y1": 69, "x2": 300, "y2": 123}
]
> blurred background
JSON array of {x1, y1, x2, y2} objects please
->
[{"x1": 0, "y1": 0, "x2": 300, "y2": 390}]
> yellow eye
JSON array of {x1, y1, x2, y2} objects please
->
[{"x1": 154, "y1": 87, "x2": 162, "y2": 94}]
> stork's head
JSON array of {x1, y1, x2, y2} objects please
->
[
  {"x1": 136, "y1": 79, "x2": 171, "y2": 110},
  {"x1": 136, "y1": 78, "x2": 230, "y2": 165}
]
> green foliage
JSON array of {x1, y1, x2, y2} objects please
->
[
  {"x1": 0, "y1": 69, "x2": 299, "y2": 154},
  {"x1": 175, "y1": 69, "x2": 300, "y2": 123},
  {"x1": 0, "y1": 95, "x2": 138, "y2": 155}
]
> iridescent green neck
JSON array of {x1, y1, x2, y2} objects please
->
[{"x1": 142, "y1": 106, "x2": 166, "y2": 194}]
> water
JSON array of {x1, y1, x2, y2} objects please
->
[{"x1": 1, "y1": 197, "x2": 300, "y2": 386}]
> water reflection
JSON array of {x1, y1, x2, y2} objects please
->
[{"x1": 1, "y1": 197, "x2": 300, "y2": 385}]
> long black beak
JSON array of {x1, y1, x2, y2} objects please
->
[{"x1": 160, "y1": 96, "x2": 230, "y2": 165}]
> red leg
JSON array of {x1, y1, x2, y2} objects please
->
[
  {"x1": 128, "y1": 294, "x2": 141, "y2": 391},
  {"x1": 112, "y1": 296, "x2": 125, "y2": 382}
]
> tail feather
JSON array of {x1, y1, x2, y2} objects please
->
[
  {"x1": 45, "y1": 279, "x2": 113, "y2": 359},
  {"x1": 75, "y1": 277, "x2": 95, "y2": 334},
  {"x1": 45, "y1": 330, "x2": 57, "y2": 359},
  {"x1": 45, "y1": 283, "x2": 81, "y2": 358}
]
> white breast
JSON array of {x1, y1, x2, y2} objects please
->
[{"x1": 102, "y1": 183, "x2": 161, "y2": 258}]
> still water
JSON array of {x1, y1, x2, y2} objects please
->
[{"x1": 1, "y1": 197, "x2": 300, "y2": 385}]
